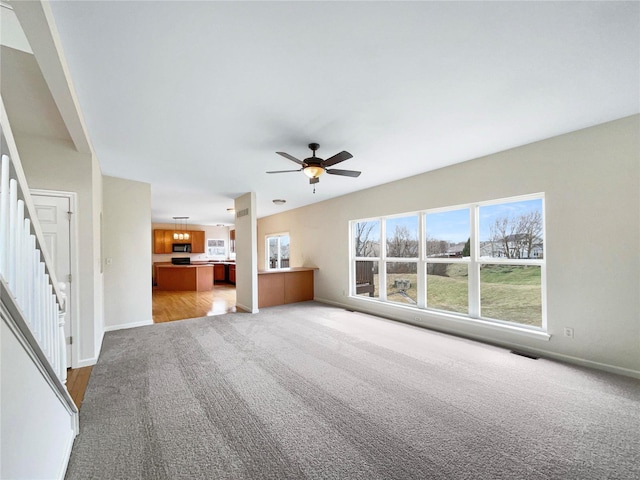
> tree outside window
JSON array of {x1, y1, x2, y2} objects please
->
[{"x1": 349, "y1": 195, "x2": 546, "y2": 330}]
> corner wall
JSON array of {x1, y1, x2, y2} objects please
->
[
  {"x1": 103, "y1": 176, "x2": 152, "y2": 331},
  {"x1": 258, "y1": 115, "x2": 640, "y2": 377}
]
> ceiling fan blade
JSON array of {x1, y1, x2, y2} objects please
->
[
  {"x1": 326, "y1": 168, "x2": 361, "y2": 177},
  {"x1": 276, "y1": 152, "x2": 304, "y2": 165},
  {"x1": 309, "y1": 177, "x2": 320, "y2": 184},
  {"x1": 323, "y1": 151, "x2": 353, "y2": 167},
  {"x1": 266, "y1": 169, "x2": 302, "y2": 174}
]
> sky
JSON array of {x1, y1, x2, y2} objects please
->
[{"x1": 356, "y1": 198, "x2": 543, "y2": 244}]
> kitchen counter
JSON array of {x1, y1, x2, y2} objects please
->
[
  {"x1": 156, "y1": 264, "x2": 213, "y2": 291},
  {"x1": 257, "y1": 267, "x2": 317, "y2": 307}
]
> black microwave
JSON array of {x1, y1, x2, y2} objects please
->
[{"x1": 172, "y1": 243, "x2": 191, "y2": 253}]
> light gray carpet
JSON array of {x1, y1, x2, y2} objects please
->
[{"x1": 66, "y1": 302, "x2": 640, "y2": 479}]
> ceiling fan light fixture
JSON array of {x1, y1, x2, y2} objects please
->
[{"x1": 303, "y1": 165, "x2": 324, "y2": 178}]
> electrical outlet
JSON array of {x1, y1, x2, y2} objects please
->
[{"x1": 563, "y1": 327, "x2": 574, "y2": 338}]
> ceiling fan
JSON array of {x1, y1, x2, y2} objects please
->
[{"x1": 267, "y1": 143, "x2": 361, "y2": 192}]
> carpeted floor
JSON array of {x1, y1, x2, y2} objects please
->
[{"x1": 65, "y1": 302, "x2": 640, "y2": 479}]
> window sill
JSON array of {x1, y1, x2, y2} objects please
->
[{"x1": 348, "y1": 296, "x2": 551, "y2": 342}]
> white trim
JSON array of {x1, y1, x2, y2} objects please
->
[
  {"x1": 348, "y1": 294, "x2": 550, "y2": 340},
  {"x1": 265, "y1": 232, "x2": 290, "y2": 270},
  {"x1": 31, "y1": 189, "x2": 80, "y2": 369},
  {"x1": 236, "y1": 302, "x2": 258, "y2": 314},
  {"x1": 57, "y1": 426, "x2": 77, "y2": 480},
  {"x1": 104, "y1": 319, "x2": 154, "y2": 332},
  {"x1": 75, "y1": 356, "x2": 98, "y2": 368},
  {"x1": 315, "y1": 297, "x2": 639, "y2": 379}
]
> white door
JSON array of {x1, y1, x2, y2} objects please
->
[{"x1": 32, "y1": 193, "x2": 72, "y2": 368}]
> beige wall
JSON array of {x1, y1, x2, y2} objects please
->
[
  {"x1": 258, "y1": 115, "x2": 640, "y2": 377},
  {"x1": 103, "y1": 176, "x2": 152, "y2": 330},
  {"x1": 16, "y1": 135, "x2": 104, "y2": 367}
]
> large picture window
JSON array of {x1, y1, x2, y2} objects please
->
[{"x1": 350, "y1": 194, "x2": 545, "y2": 330}]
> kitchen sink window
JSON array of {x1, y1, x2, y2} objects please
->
[{"x1": 207, "y1": 239, "x2": 226, "y2": 257}]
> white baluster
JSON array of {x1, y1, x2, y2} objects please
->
[
  {"x1": 32, "y1": 249, "x2": 41, "y2": 342},
  {"x1": 16, "y1": 199, "x2": 25, "y2": 309},
  {"x1": 44, "y1": 273, "x2": 51, "y2": 359},
  {"x1": 27, "y1": 234, "x2": 36, "y2": 326},
  {"x1": 8, "y1": 178, "x2": 17, "y2": 292},
  {"x1": 0, "y1": 154, "x2": 9, "y2": 279},
  {"x1": 58, "y1": 282, "x2": 67, "y2": 382},
  {"x1": 23, "y1": 221, "x2": 32, "y2": 324},
  {"x1": 49, "y1": 288, "x2": 56, "y2": 369},
  {"x1": 38, "y1": 259, "x2": 44, "y2": 346}
]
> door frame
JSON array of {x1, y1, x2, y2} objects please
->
[{"x1": 31, "y1": 188, "x2": 80, "y2": 369}]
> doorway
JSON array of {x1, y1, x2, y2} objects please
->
[{"x1": 31, "y1": 189, "x2": 78, "y2": 368}]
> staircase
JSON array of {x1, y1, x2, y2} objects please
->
[{"x1": 1, "y1": 102, "x2": 79, "y2": 479}]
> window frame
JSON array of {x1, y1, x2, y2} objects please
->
[
  {"x1": 349, "y1": 193, "x2": 546, "y2": 332},
  {"x1": 265, "y1": 232, "x2": 290, "y2": 270},
  {"x1": 206, "y1": 238, "x2": 226, "y2": 257}
]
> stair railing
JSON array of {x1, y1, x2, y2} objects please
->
[{"x1": 0, "y1": 151, "x2": 68, "y2": 384}]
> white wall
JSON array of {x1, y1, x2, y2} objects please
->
[
  {"x1": 16, "y1": 135, "x2": 103, "y2": 367},
  {"x1": 1, "y1": 321, "x2": 75, "y2": 480},
  {"x1": 103, "y1": 176, "x2": 152, "y2": 331},
  {"x1": 258, "y1": 115, "x2": 640, "y2": 377},
  {"x1": 235, "y1": 192, "x2": 258, "y2": 313}
]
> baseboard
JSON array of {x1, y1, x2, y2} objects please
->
[
  {"x1": 521, "y1": 349, "x2": 640, "y2": 379},
  {"x1": 236, "y1": 302, "x2": 258, "y2": 314},
  {"x1": 57, "y1": 425, "x2": 76, "y2": 480},
  {"x1": 75, "y1": 356, "x2": 98, "y2": 368},
  {"x1": 104, "y1": 319, "x2": 154, "y2": 332},
  {"x1": 314, "y1": 297, "x2": 640, "y2": 380}
]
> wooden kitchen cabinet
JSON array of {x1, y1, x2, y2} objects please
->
[
  {"x1": 153, "y1": 229, "x2": 205, "y2": 254},
  {"x1": 257, "y1": 268, "x2": 315, "y2": 308},
  {"x1": 228, "y1": 264, "x2": 236, "y2": 284},
  {"x1": 153, "y1": 229, "x2": 174, "y2": 254},
  {"x1": 190, "y1": 230, "x2": 205, "y2": 253},
  {"x1": 213, "y1": 264, "x2": 225, "y2": 282}
]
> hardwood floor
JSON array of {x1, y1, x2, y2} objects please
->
[
  {"x1": 152, "y1": 283, "x2": 237, "y2": 323},
  {"x1": 67, "y1": 284, "x2": 237, "y2": 408},
  {"x1": 66, "y1": 366, "x2": 92, "y2": 409}
]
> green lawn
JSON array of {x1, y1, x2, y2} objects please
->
[
  {"x1": 479, "y1": 265, "x2": 542, "y2": 326},
  {"x1": 357, "y1": 264, "x2": 542, "y2": 327}
]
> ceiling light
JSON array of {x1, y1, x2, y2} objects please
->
[
  {"x1": 303, "y1": 165, "x2": 324, "y2": 179},
  {"x1": 272, "y1": 199, "x2": 286, "y2": 205},
  {"x1": 226, "y1": 208, "x2": 235, "y2": 213},
  {"x1": 172, "y1": 216, "x2": 190, "y2": 240}
]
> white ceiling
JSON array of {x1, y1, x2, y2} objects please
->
[{"x1": 40, "y1": 1, "x2": 640, "y2": 225}]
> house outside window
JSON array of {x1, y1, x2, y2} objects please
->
[
  {"x1": 266, "y1": 233, "x2": 290, "y2": 270},
  {"x1": 350, "y1": 194, "x2": 546, "y2": 330}
]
